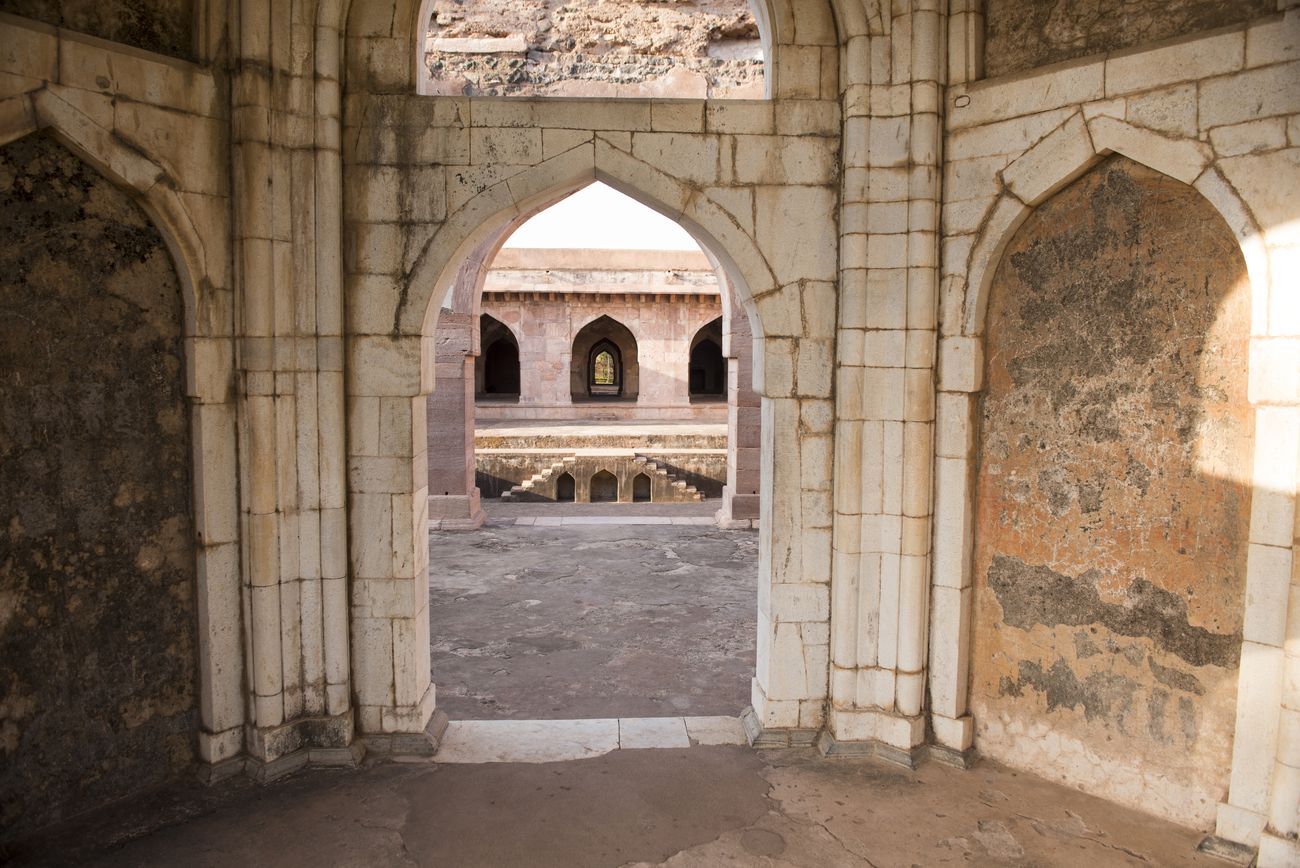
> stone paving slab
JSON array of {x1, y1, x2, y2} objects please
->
[{"x1": 435, "y1": 716, "x2": 736, "y2": 763}]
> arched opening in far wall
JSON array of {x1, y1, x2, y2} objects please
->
[
  {"x1": 573, "y1": 321, "x2": 635, "y2": 402},
  {"x1": 421, "y1": 180, "x2": 763, "y2": 726},
  {"x1": 477, "y1": 314, "x2": 521, "y2": 399}
]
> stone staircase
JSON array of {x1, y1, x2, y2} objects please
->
[
  {"x1": 499, "y1": 456, "x2": 577, "y2": 502},
  {"x1": 632, "y1": 454, "x2": 704, "y2": 501},
  {"x1": 497, "y1": 450, "x2": 705, "y2": 503}
]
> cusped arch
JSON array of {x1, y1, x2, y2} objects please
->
[{"x1": 959, "y1": 115, "x2": 1268, "y2": 341}]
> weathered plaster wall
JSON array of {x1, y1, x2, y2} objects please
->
[
  {"x1": 984, "y1": 0, "x2": 1273, "y2": 78},
  {"x1": 0, "y1": 134, "x2": 196, "y2": 839},
  {"x1": 0, "y1": 1, "x2": 195, "y2": 59},
  {"x1": 969, "y1": 156, "x2": 1253, "y2": 827}
]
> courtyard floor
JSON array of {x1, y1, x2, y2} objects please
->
[
  {"x1": 22, "y1": 745, "x2": 1219, "y2": 867},
  {"x1": 428, "y1": 519, "x2": 757, "y2": 720},
  {"x1": 10, "y1": 516, "x2": 1229, "y2": 867}
]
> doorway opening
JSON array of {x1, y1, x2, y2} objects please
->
[{"x1": 425, "y1": 181, "x2": 762, "y2": 724}]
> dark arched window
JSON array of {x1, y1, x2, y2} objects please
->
[
  {"x1": 477, "y1": 314, "x2": 521, "y2": 401},
  {"x1": 483, "y1": 339, "x2": 520, "y2": 394},
  {"x1": 588, "y1": 339, "x2": 622, "y2": 397},
  {"x1": 689, "y1": 318, "x2": 726, "y2": 399},
  {"x1": 556, "y1": 472, "x2": 575, "y2": 502},
  {"x1": 632, "y1": 473, "x2": 652, "y2": 503}
]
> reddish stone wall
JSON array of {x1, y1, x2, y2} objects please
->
[
  {"x1": 984, "y1": 0, "x2": 1271, "y2": 78},
  {"x1": 477, "y1": 252, "x2": 726, "y2": 421},
  {"x1": 0, "y1": 135, "x2": 196, "y2": 841},
  {"x1": 970, "y1": 156, "x2": 1253, "y2": 825}
]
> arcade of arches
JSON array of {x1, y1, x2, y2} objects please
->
[{"x1": 0, "y1": 0, "x2": 1298, "y2": 865}]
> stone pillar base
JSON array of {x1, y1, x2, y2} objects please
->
[
  {"x1": 246, "y1": 709, "x2": 355, "y2": 765},
  {"x1": 1197, "y1": 836, "x2": 1256, "y2": 865},
  {"x1": 428, "y1": 491, "x2": 485, "y2": 530},
  {"x1": 815, "y1": 730, "x2": 925, "y2": 768},
  {"x1": 1257, "y1": 832, "x2": 1300, "y2": 867},
  {"x1": 362, "y1": 709, "x2": 449, "y2": 758},
  {"x1": 930, "y1": 713, "x2": 974, "y2": 753},
  {"x1": 204, "y1": 709, "x2": 363, "y2": 784},
  {"x1": 716, "y1": 489, "x2": 760, "y2": 528},
  {"x1": 740, "y1": 706, "x2": 819, "y2": 749},
  {"x1": 828, "y1": 707, "x2": 925, "y2": 753}
]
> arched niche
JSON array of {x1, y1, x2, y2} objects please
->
[
  {"x1": 0, "y1": 132, "x2": 198, "y2": 834},
  {"x1": 967, "y1": 155, "x2": 1253, "y2": 829},
  {"x1": 632, "y1": 473, "x2": 652, "y2": 503},
  {"x1": 689, "y1": 316, "x2": 726, "y2": 399},
  {"x1": 571, "y1": 316, "x2": 639, "y2": 402},
  {"x1": 590, "y1": 470, "x2": 619, "y2": 503},
  {"x1": 476, "y1": 313, "x2": 520, "y2": 399},
  {"x1": 555, "y1": 472, "x2": 576, "y2": 502}
]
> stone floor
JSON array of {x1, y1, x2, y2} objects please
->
[
  {"x1": 10, "y1": 520, "x2": 1228, "y2": 867},
  {"x1": 428, "y1": 522, "x2": 757, "y2": 720},
  {"x1": 17, "y1": 745, "x2": 1220, "y2": 867}
]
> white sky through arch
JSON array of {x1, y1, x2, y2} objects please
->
[{"x1": 501, "y1": 182, "x2": 701, "y2": 251}]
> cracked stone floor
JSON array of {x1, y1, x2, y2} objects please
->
[
  {"x1": 427, "y1": 522, "x2": 758, "y2": 720},
  {"x1": 12, "y1": 521, "x2": 1223, "y2": 866},
  {"x1": 19, "y1": 745, "x2": 1219, "y2": 867}
]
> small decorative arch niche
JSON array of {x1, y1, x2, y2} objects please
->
[
  {"x1": 571, "y1": 316, "x2": 638, "y2": 402},
  {"x1": 590, "y1": 470, "x2": 618, "y2": 503},
  {"x1": 632, "y1": 473, "x2": 652, "y2": 503},
  {"x1": 689, "y1": 317, "x2": 726, "y2": 399},
  {"x1": 555, "y1": 472, "x2": 576, "y2": 502},
  {"x1": 476, "y1": 314, "x2": 521, "y2": 400}
]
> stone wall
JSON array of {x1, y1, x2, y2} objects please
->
[
  {"x1": 2, "y1": 4, "x2": 1299, "y2": 862},
  {"x1": 478, "y1": 249, "x2": 726, "y2": 421},
  {"x1": 969, "y1": 156, "x2": 1253, "y2": 826},
  {"x1": 0, "y1": 1, "x2": 195, "y2": 59},
  {"x1": 423, "y1": 0, "x2": 763, "y2": 98},
  {"x1": 0, "y1": 134, "x2": 196, "y2": 839},
  {"x1": 984, "y1": 0, "x2": 1272, "y2": 78}
]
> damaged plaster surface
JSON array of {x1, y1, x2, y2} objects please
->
[
  {"x1": 970, "y1": 156, "x2": 1253, "y2": 828},
  {"x1": 0, "y1": 0, "x2": 194, "y2": 58},
  {"x1": 0, "y1": 134, "x2": 196, "y2": 838},
  {"x1": 428, "y1": 524, "x2": 757, "y2": 720},
  {"x1": 983, "y1": 0, "x2": 1272, "y2": 78},
  {"x1": 18, "y1": 747, "x2": 1220, "y2": 867}
]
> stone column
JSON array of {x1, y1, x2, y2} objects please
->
[
  {"x1": 718, "y1": 295, "x2": 760, "y2": 527},
  {"x1": 828, "y1": 0, "x2": 944, "y2": 763},
  {"x1": 427, "y1": 310, "x2": 485, "y2": 529},
  {"x1": 231, "y1": 0, "x2": 356, "y2": 777}
]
